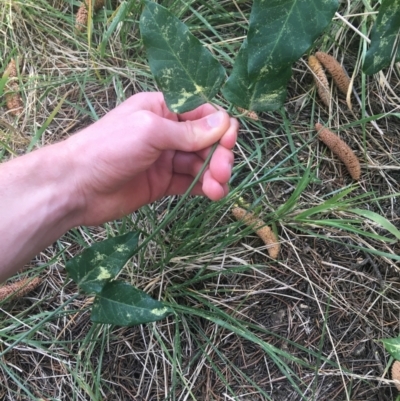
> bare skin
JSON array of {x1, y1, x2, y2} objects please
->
[{"x1": 0, "y1": 92, "x2": 238, "y2": 282}]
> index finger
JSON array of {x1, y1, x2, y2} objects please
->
[
  {"x1": 122, "y1": 92, "x2": 179, "y2": 120},
  {"x1": 178, "y1": 103, "x2": 224, "y2": 122}
]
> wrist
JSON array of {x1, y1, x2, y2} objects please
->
[
  {"x1": 0, "y1": 142, "x2": 84, "y2": 279},
  {"x1": 39, "y1": 141, "x2": 85, "y2": 230}
]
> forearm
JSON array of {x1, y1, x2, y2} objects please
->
[{"x1": 0, "y1": 142, "x2": 82, "y2": 281}]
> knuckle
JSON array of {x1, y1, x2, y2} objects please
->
[
  {"x1": 182, "y1": 120, "x2": 199, "y2": 152},
  {"x1": 137, "y1": 110, "x2": 157, "y2": 131}
]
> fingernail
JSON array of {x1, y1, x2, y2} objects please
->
[{"x1": 207, "y1": 111, "x2": 224, "y2": 128}]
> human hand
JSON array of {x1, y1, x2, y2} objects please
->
[{"x1": 67, "y1": 92, "x2": 238, "y2": 226}]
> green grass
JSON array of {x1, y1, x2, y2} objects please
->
[{"x1": 0, "y1": 0, "x2": 400, "y2": 400}]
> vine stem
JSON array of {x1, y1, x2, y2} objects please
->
[
  {"x1": 136, "y1": 141, "x2": 218, "y2": 253},
  {"x1": 137, "y1": 101, "x2": 233, "y2": 251}
]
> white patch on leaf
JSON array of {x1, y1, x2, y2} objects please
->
[
  {"x1": 97, "y1": 266, "x2": 112, "y2": 280},
  {"x1": 151, "y1": 307, "x2": 169, "y2": 316},
  {"x1": 113, "y1": 244, "x2": 129, "y2": 253},
  {"x1": 169, "y1": 85, "x2": 206, "y2": 111},
  {"x1": 92, "y1": 251, "x2": 106, "y2": 263}
]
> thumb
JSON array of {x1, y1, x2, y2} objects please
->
[{"x1": 151, "y1": 110, "x2": 230, "y2": 152}]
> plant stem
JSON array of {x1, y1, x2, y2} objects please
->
[{"x1": 136, "y1": 142, "x2": 219, "y2": 252}]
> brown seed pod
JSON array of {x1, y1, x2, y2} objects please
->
[
  {"x1": 315, "y1": 51, "x2": 350, "y2": 96},
  {"x1": 4, "y1": 59, "x2": 23, "y2": 116},
  {"x1": 232, "y1": 207, "x2": 280, "y2": 259},
  {"x1": 315, "y1": 122, "x2": 361, "y2": 180},
  {"x1": 392, "y1": 360, "x2": 400, "y2": 391},
  {"x1": 308, "y1": 55, "x2": 330, "y2": 107},
  {"x1": 5, "y1": 58, "x2": 17, "y2": 78},
  {"x1": 5, "y1": 89, "x2": 23, "y2": 115},
  {"x1": 0, "y1": 277, "x2": 41, "y2": 302},
  {"x1": 75, "y1": 0, "x2": 105, "y2": 32},
  {"x1": 236, "y1": 107, "x2": 259, "y2": 121},
  {"x1": 75, "y1": 3, "x2": 89, "y2": 32}
]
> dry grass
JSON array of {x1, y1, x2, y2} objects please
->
[{"x1": 0, "y1": 0, "x2": 400, "y2": 400}]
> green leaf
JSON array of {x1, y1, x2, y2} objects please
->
[
  {"x1": 276, "y1": 163, "x2": 313, "y2": 217},
  {"x1": 223, "y1": 0, "x2": 338, "y2": 111},
  {"x1": 382, "y1": 337, "x2": 400, "y2": 360},
  {"x1": 294, "y1": 187, "x2": 356, "y2": 220},
  {"x1": 140, "y1": 1, "x2": 225, "y2": 113},
  {"x1": 349, "y1": 208, "x2": 400, "y2": 240},
  {"x1": 91, "y1": 281, "x2": 173, "y2": 326},
  {"x1": 363, "y1": 0, "x2": 400, "y2": 75},
  {"x1": 222, "y1": 40, "x2": 290, "y2": 111},
  {"x1": 247, "y1": 0, "x2": 339, "y2": 80},
  {"x1": 308, "y1": 219, "x2": 396, "y2": 243},
  {"x1": 66, "y1": 232, "x2": 139, "y2": 294}
]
